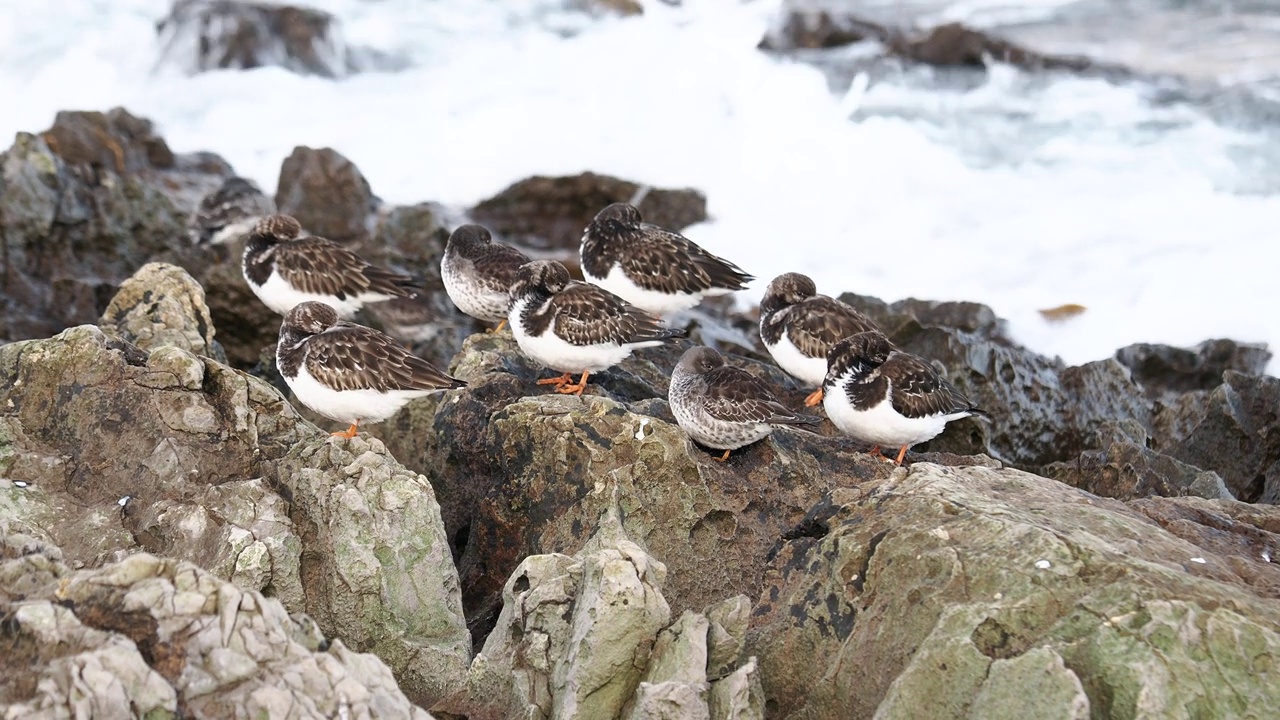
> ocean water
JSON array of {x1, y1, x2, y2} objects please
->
[{"x1": 1, "y1": 0, "x2": 1277, "y2": 372}]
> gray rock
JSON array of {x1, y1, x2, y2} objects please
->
[
  {"x1": 438, "y1": 518, "x2": 765, "y2": 720},
  {"x1": 1044, "y1": 421, "x2": 1233, "y2": 501},
  {"x1": 1153, "y1": 371, "x2": 1280, "y2": 503},
  {"x1": 1116, "y1": 338, "x2": 1272, "y2": 402},
  {"x1": 99, "y1": 262, "x2": 223, "y2": 361},
  {"x1": 0, "y1": 109, "x2": 228, "y2": 347},
  {"x1": 0, "y1": 324, "x2": 471, "y2": 704},
  {"x1": 751, "y1": 464, "x2": 1280, "y2": 719},
  {"x1": 0, "y1": 545, "x2": 435, "y2": 719}
]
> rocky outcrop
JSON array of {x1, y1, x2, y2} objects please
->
[
  {"x1": 99, "y1": 262, "x2": 224, "y2": 361},
  {"x1": 750, "y1": 463, "x2": 1280, "y2": 719},
  {"x1": 0, "y1": 108, "x2": 234, "y2": 357},
  {"x1": 0, "y1": 540, "x2": 436, "y2": 719},
  {"x1": 469, "y1": 171, "x2": 708, "y2": 254},
  {"x1": 275, "y1": 145, "x2": 380, "y2": 244},
  {"x1": 1153, "y1": 371, "x2": 1280, "y2": 503},
  {"x1": 366, "y1": 330, "x2": 997, "y2": 650},
  {"x1": 434, "y1": 520, "x2": 763, "y2": 720},
  {"x1": 1043, "y1": 421, "x2": 1233, "y2": 502},
  {"x1": 1117, "y1": 338, "x2": 1272, "y2": 402},
  {"x1": 0, "y1": 302, "x2": 471, "y2": 703},
  {"x1": 0, "y1": 109, "x2": 227, "y2": 345},
  {"x1": 154, "y1": 0, "x2": 403, "y2": 78}
]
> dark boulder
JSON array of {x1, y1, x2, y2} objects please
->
[
  {"x1": 274, "y1": 145, "x2": 380, "y2": 244},
  {"x1": 468, "y1": 171, "x2": 707, "y2": 254},
  {"x1": 1116, "y1": 338, "x2": 1272, "y2": 402},
  {"x1": 1152, "y1": 371, "x2": 1280, "y2": 503}
]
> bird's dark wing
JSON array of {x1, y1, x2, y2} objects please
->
[
  {"x1": 614, "y1": 224, "x2": 753, "y2": 294},
  {"x1": 701, "y1": 365, "x2": 822, "y2": 426},
  {"x1": 549, "y1": 282, "x2": 686, "y2": 346},
  {"x1": 884, "y1": 353, "x2": 978, "y2": 419},
  {"x1": 474, "y1": 243, "x2": 532, "y2": 295},
  {"x1": 275, "y1": 238, "x2": 415, "y2": 299},
  {"x1": 305, "y1": 323, "x2": 466, "y2": 393},
  {"x1": 785, "y1": 297, "x2": 880, "y2": 360}
]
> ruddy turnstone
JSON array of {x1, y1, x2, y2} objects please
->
[
  {"x1": 244, "y1": 214, "x2": 420, "y2": 318},
  {"x1": 822, "y1": 330, "x2": 984, "y2": 465},
  {"x1": 670, "y1": 346, "x2": 823, "y2": 461},
  {"x1": 441, "y1": 224, "x2": 530, "y2": 332},
  {"x1": 760, "y1": 272, "x2": 881, "y2": 407},
  {"x1": 188, "y1": 176, "x2": 276, "y2": 245},
  {"x1": 277, "y1": 301, "x2": 466, "y2": 438},
  {"x1": 509, "y1": 260, "x2": 686, "y2": 396},
  {"x1": 580, "y1": 202, "x2": 754, "y2": 318}
]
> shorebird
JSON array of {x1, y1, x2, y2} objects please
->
[
  {"x1": 669, "y1": 346, "x2": 823, "y2": 461},
  {"x1": 760, "y1": 272, "x2": 880, "y2": 407},
  {"x1": 277, "y1": 301, "x2": 466, "y2": 438},
  {"x1": 440, "y1": 224, "x2": 530, "y2": 332},
  {"x1": 243, "y1": 214, "x2": 420, "y2": 317},
  {"x1": 580, "y1": 202, "x2": 753, "y2": 318},
  {"x1": 508, "y1": 260, "x2": 686, "y2": 396},
  {"x1": 822, "y1": 330, "x2": 984, "y2": 465},
  {"x1": 188, "y1": 176, "x2": 275, "y2": 246}
]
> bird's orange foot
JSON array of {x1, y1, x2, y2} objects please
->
[
  {"x1": 487, "y1": 319, "x2": 509, "y2": 334},
  {"x1": 553, "y1": 370, "x2": 591, "y2": 396},
  {"x1": 330, "y1": 422, "x2": 359, "y2": 439},
  {"x1": 714, "y1": 449, "x2": 731, "y2": 462},
  {"x1": 804, "y1": 388, "x2": 824, "y2": 407},
  {"x1": 537, "y1": 373, "x2": 573, "y2": 390},
  {"x1": 893, "y1": 445, "x2": 909, "y2": 466}
]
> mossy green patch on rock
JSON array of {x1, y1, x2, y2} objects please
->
[{"x1": 751, "y1": 464, "x2": 1280, "y2": 719}]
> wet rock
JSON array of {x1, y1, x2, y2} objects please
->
[
  {"x1": 275, "y1": 145, "x2": 380, "y2": 244},
  {"x1": 99, "y1": 262, "x2": 223, "y2": 360},
  {"x1": 760, "y1": 3, "x2": 1098, "y2": 73},
  {"x1": 0, "y1": 324, "x2": 471, "y2": 704},
  {"x1": 835, "y1": 293, "x2": 1152, "y2": 469},
  {"x1": 0, "y1": 109, "x2": 229, "y2": 347},
  {"x1": 1043, "y1": 421, "x2": 1233, "y2": 501},
  {"x1": 750, "y1": 464, "x2": 1280, "y2": 719},
  {"x1": 758, "y1": 8, "x2": 879, "y2": 50},
  {"x1": 1152, "y1": 371, "x2": 1280, "y2": 503},
  {"x1": 469, "y1": 171, "x2": 708, "y2": 253},
  {"x1": 0, "y1": 546, "x2": 434, "y2": 719},
  {"x1": 155, "y1": 0, "x2": 401, "y2": 78},
  {"x1": 1116, "y1": 338, "x2": 1272, "y2": 402}
]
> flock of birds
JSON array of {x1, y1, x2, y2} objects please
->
[{"x1": 191, "y1": 179, "x2": 985, "y2": 466}]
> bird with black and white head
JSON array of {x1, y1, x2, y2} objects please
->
[
  {"x1": 440, "y1": 224, "x2": 530, "y2": 332},
  {"x1": 822, "y1": 330, "x2": 985, "y2": 465},
  {"x1": 277, "y1": 301, "x2": 467, "y2": 439},
  {"x1": 508, "y1": 259, "x2": 687, "y2": 396}
]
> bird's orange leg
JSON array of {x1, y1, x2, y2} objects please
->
[
  {"x1": 556, "y1": 370, "x2": 591, "y2": 396},
  {"x1": 537, "y1": 372, "x2": 573, "y2": 390},
  {"x1": 894, "y1": 445, "x2": 909, "y2": 466},
  {"x1": 804, "y1": 388, "x2": 824, "y2": 407},
  {"x1": 487, "y1": 319, "x2": 508, "y2": 333},
  {"x1": 714, "y1": 449, "x2": 731, "y2": 462},
  {"x1": 331, "y1": 422, "x2": 359, "y2": 439}
]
